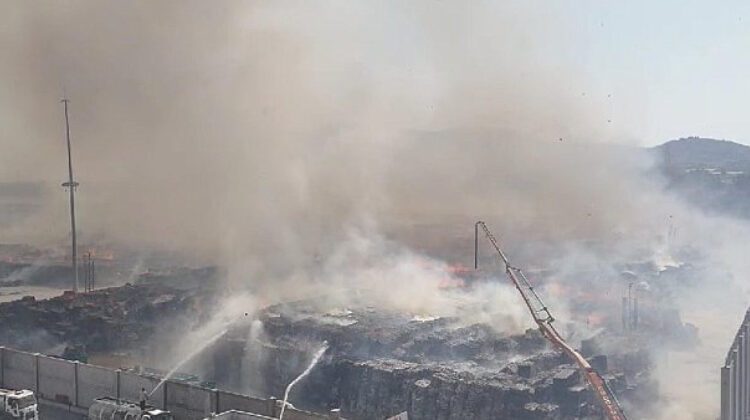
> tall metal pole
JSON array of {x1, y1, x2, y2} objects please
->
[
  {"x1": 61, "y1": 98, "x2": 78, "y2": 293},
  {"x1": 474, "y1": 221, "x2": 479, "y2": 269},
  {"x1": 83, "y1": 252, "x2": 90, "y2": 292}
]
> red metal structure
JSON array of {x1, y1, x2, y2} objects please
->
[{"x1": 474, "y1": 221, "x2": 628, "y2": 420}]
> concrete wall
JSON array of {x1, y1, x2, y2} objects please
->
[
  {"x1": 165, "y1": 381, "x2": 213, "y2": 420},
  {"x1": 215, "y1": 391, "x2": 271, "y2": 417},
  {"x1": 77, "y1": 364, "x2": 117, "y2": 409},
  {"x1": 120, "y1": 370, "x2": 164, "y2": 409},
  {"x1": 2, "y1": 349, "x2": 36, "y2": 391},
  {"x1": 721, "y1": 308, "x2": 750, "y2": 420},
  {"x1": 37, "y1": 355, "x2": 76, "y2": 405},
  {"x1": 0, "y1": 346, "x2": 339, "y2": 420}
]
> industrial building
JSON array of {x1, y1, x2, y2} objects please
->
[{"x1": 721, "y1": 308, "x2": 750, "y2": 420}]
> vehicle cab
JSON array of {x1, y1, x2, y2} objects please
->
[{"x1": 0, "y1": 389, "x2": 38, "y2": 420}]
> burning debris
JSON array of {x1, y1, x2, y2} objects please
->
[
  {"x1": 200, "y1": 298, "x2": 654, "y2": 420},
  {"x1": 0, "y1": 230, "x2": 704, "y2": 420},
  {"x1": 0, "y1": 283, "x2": 213, "y2": 356}
]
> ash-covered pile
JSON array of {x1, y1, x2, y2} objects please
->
[
  {"x1": 0, "y1": 283, "x2": 211, "y2": 355},
  {"x1": 217, "y1": 299, "x2": 654, "y2": 420}
]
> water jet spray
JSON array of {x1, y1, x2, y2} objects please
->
[
  {"x1": 148, "y1": 328, "x2": 228, "y2": 398},
  {"x1": 278, "y1": 342, "x2": 328, "y2": 420}
]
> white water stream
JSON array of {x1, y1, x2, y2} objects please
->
[
  {"x1": 278, "y1": 343, "x2": 328, "y2": 420},
  {"x1": 148, "y1": 328, "x2": 229, "y2": 397}
]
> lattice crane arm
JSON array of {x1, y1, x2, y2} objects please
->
[{"x1": 474, "y1": 221, "x2": 628, "y2": 420}]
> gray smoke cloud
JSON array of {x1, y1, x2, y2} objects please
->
[
  {"x1": 2, "y1": 2, "x2": 749, "y2": 418},
  {"x1": 0, "y1": 1, "x2": 647, "y2": 264}
]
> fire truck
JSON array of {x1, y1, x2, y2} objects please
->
[
  {"x1": 0, "y1": 389, "x2": 38, "y2": 420},
  {"x1": 87, "y1": 397, "x2": 172, "y2": 420}
]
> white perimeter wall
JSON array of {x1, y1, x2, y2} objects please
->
[{"x1": 0, "y1": 347, "x2": 336, "y2": 420}]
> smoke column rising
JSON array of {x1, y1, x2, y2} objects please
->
[{"x1": 0, "y1": 1, "x2": 649, "y2": 264}]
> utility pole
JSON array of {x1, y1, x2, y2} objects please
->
[
  {"x1": 61, "y1": 98, "x2": 79, "y2": 293},
  {"x1": 91, "y1": 257, "x2": 95, "y2": 291},
  {"x1": 83, "y1": 252, "x2": 95, "y2": 292}
]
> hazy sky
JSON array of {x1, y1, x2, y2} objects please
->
[
  {"x1": 319, "y1": 0, "x2": 750, "y2": 146},
  {"x1": 567, "y1": 0, "x2": 750, "y2": 144},
  {"x1": 315, "y1": 0, "x2": 750, "y2": 146}
]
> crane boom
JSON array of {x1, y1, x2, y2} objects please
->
[{"x1": 474, "y1": 221, "x2": 628, "y2": 420}]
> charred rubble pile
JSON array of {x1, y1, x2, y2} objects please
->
[
  {"x1": 0, "y1": 283, "x2": 213, "y2": 355},
  {"x1": 216, "y1": 299, "x2": 654, "y2": 420}
]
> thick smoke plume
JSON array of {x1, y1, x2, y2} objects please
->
[
  {"x1": 1, "y1": 1, "x2": 647, "y2": 263},
  {"x1": 2, "y1": 2, "x2": 750, "y2": 419}
]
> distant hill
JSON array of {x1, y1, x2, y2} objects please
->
[
  {"x1": 652, "y1": 137, "x2": 750, "y2": 218},
  {"x1": 653, "y1": 137, "x2": 750, "y2": 171}
]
